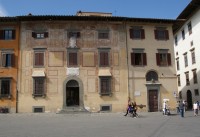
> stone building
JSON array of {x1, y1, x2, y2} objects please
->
[
  {"x1": 173, "y1": 0, "x2": 200, "y2": 109},
  {"x1": 126, "y1": 18, "x2": 178, "y2": 112},
  {"x1": 0, "y1": 17, "x2": 20, "y2": 113},
  {"x1": 18, "y1": 14, "x2": 129, "y2": 113}
]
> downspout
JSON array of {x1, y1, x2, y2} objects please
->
[{"x1": 124, "y1": 19, "x2": 130, "y2": 99}]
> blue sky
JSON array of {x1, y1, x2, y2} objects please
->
[{"x1": 0, "y1": 0, "x2": 191, "y2": 19}]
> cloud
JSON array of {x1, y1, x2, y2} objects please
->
[{"x1": 0, "y1": 3, "x2": 8, "y2": 16}]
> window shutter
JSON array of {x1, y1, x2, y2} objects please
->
[
  {"x1": 154, "y1": 30, "x2": 158, "y2": 40},
  {"x1": 2, "y1": 54, "x2": 6, "y2": 67},
  {"x1": 0, "y1": 30, "x2": 4, "y2": 39},
  {"x1": 131, "y1": 53, "x2": 135, "y2": 65},
  {"x1": 69, "y1": 52, "x2": 77, "y2": 66},
  {"x1": 38, "y1": 53, "x2": 44, "y2": 66},
  {"x1": 141, "y1": 29, "x2": 145, "y2": 39},
  {"x1": 104, "y1": 52, "x2": 109, "y2": 66},
  {"x1": 156, "y1": 53, "x2": 160, "y2": 66},
  {"x1": 165, "y1": 30, "x2": 169, "y2": 40},
  {"x1": 32, "y1": 32, "x2": 36, "y2": 38},
  {"x1": 34, "y1": 53, "x2": 39, "y2": 66},
  {"x1": 44, "y1": 32, "x2": 48, "y2": 38},
  {"x1": 143, "y1": 53, "x2": 147, "y2": 65},
  {"x1": 167, "y1": 53, "x2": 171, "y2": 66},
  {"x1": 12, "y1": 30, "x2": 16, "y2": 39},
  {"x1": 11, "y1": 54, "x2": 15, "y2": 67},
  {"x1": 129, "y1": 29, "x2": 133, "y2": 39}
]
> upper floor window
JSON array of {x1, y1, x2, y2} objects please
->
[
  {"x1": 68, "y1": 31, "x2": 81, "y2": 38},
  {"x1": 129, "y1": 27, "x2": 145, "y2": 39},
  {"x1": 34, "y1": 49, "x2": 45, "y2": 67},
  {"x1": 176, "y1": 58, "x2": 180, "y2": 71},
  {"x1": 190, "y1": 49, "x2": 196, "y2": 64},
  {"x1": 156, "y1": 49, "x2": 171, "y2": 66},
  {"x1": 174, "y1": 35, "x2": 178, "y2": 46},
  {"x1": 32, "y1": 32, "x2": 48, "y2": 39},
  {"x1": 192, "y1": 69, "x2": 198, "y2": 84},
  {"x1": 187, "y1": 22, "x2": 192, "y2": 35},
  {"x1": 185, "y1": 72, "x2": 190, "y2": 86},
  {"x1": 194, "y1": 89, "x2": 199, "y2": 96},
  {"x1": 99, "y1": 49, "x2": 110, "y2": 67},
  {"x1": 0, "y1": 50, "x2": 15, "y2": 67},
  {"x1": 146, "y1": 71, "x2": 158, "y2": 82},
  {"x1": 183, "y1": 53, "x2": 188, "y2": 67},
  {"x1": 177, "y1": 75, "x2": 181, "y2": 86},
  {"x1": 182, "y1": 29, "x2": 185, "y2": 40},
  {"x1": 154, "y1": 28, "x2": 169, "y2": 40},
  {"x1": 68, "y1": 51, "x2": 78, "y2": 67},
  {"x1": 0, "y1": 78, "x2": 11, "y2": 98},
  {"x1": 131, "y1": 49, "x2": 146, "y2": 66},
  {"x1": 98, "y1": 30, "x2": 109, "y2": 39},
  {"x1": 0, "y1": 29, "x2": 16, "y2": 40}
]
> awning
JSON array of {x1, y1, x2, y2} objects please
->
[
  {"x1": 98, "y1": 69, "x2": 112, "y2": 76},
  {"x1": 32, "y1": 71, "x2": 45, "y2": 77}
]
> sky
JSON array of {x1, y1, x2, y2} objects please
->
[{"x1": 0, "y1": 0, "x2": 191, "y2": 19}]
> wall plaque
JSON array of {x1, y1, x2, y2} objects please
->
[{"x1": 67, "y1": 68, "x2": 79, "y2": 76}]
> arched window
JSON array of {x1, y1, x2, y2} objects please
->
[
  {"x1": 66, "y1": 80, "x2": 79, "y2": 87},
  {"x1": 146, "y1": 71, "x2": 158, "y2": 81}
]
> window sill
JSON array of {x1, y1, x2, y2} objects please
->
[
  {"x1": 99, "y1": 93, "x2": 112, "y2": 97},
  {"x1": 0, "y1": 95, "x2": 12, "y2": 99},
  {"x1": 32, "y1": 94, "x2": 46, "y2": 98}
]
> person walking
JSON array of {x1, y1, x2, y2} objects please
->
[
  {"x1": 176, "y1": 101, "x2": 180, "y2": 114},
  {"x1": 193, "y1": 101, "x2": 198, "y2": 116},
  {"x1": 179, "y1": 101, "x2": 185, "y2": 117},
  {"x1": 124, "y1": 97, "x2": 132, "y2": 116}
]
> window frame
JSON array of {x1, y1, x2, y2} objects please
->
[
  {"x1": 131, "y1": 49, "x2": 147, "y2": 66},
  {"x1": 0, "y1": 50, "x2": 14, "y2": 68},
  {"x1": 129, "y1": 27, "x2": 145, "y2": 39},
  {"x1": 182, "y1": 29, "x2": 185, "y2": 40},
  {"x1": 32, "y1": 32, "x2": 48, "y2": 39},
  {"x1": 67, "y1": 51, "x2": 78, "y2": 67},
  {"x1": 99, "y1": 76, "x2": 112, "y2": 96},
  {"x1": 154, "y1": 28, "x2": 169, "y2": 40},
  {"x1": 0, "y1": 78, "x2": 11, "y2": 98},
  {"x1": 98, "y1": 30, "x2": 109, "y2": 39},
  {"x1": 187, "y1": 22, "x2": 192, "y2": 35},
  {"x1": 191, "y1": 50, "x2": 196, "y2": 64},
  {"x1": 192, "y1": 69, "x2": 198, "y2": 84},
  {"x1": 185, "y1": 72, "x2": 190, "y2": 86},
  {"x1": 0, "y1": 29, "x2": 16, "y2": 40},
  {"x1": 176, "y1": 58, "x2": 180, "y2": 71},
  {"x1": 99, "y1": 49, "x2": 110, "y2": 67},
  {"x1": 183, "y1": 53, "x2": 188, "y2": 67},
  {"x1": 177, "y1": 75, "x2": 181, "y2": 86},
  {"x1": 33, "y1": 77, "x2": 46, "y2": 97},
  {"x1": 33, "y1": 50, "x2": 45, "y2": 67},
  {"x1": 68, "y1": 31, "x2": 81, "y2": 39},
  {"x1": 156, "y1": 49, "x2": 171, "y2": 66},
  {"x1": 194, "y1": 89, "x2": 199, "y2": 96}
]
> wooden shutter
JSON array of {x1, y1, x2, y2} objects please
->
[
  {"x1": 35, "y1": 52, "x2": 44, "y2": 66},
  {"x1": 11, "y1": 54, "x2": 15, "y2": 67},
  {"x1": 167, "y1": 53, "x2": 171, "y2": 66},
  {"x1": 156, "y1": 53, "x2": 160, "y2": 66},
  {"x1": 143, "y1": 53, "x2": 147, "y2": 65},
  {"x1": 44, "y1": 32, "x2": 48, "y2": 38},
  {"x1": 154, "y1": 30, "x2": 158, "y2": 40},
  {"x1": 129, "y1": 29, "x2": 133, "y2": 39},
  {"x1": 131, "y1": 53, "x2": 135, "y2": 65},
  {"x1": 69, "y1": 52, "x2": 77, "y2": 66},
  {"x1": 165, "y1": 30, "x2": 169, "y2": 40},
  {"x1": 2, "y1": 53, "x2": 6, "y2": 67},
  {"x1": 32, "y1": 32, "x2": 36, "y2": 38},
  {"x1": 100, "y1": 52, "x2": 109, "y2": 66},
  {"x1": 12, "y1": 30, "x2": 16, "y2": 39},
  {"x1": 0, "y1": 30, "x2": 4, "y2": 39},
  {"x1": 141, "y1": 29, "x2": 145, "y2": 39}
]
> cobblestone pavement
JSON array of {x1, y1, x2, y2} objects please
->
[{"x1": 0, "y1": 111, "x2": 200, "y2": 137}]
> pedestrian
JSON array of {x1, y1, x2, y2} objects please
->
[
  {"x1": 193, "y1": 101, "x2": 198, "y2": 116},
  {"x1": 132, "y1": 101, "x2": 139, "y2": 117},
  {"x1": 163, "y1": 101, "x2": 167, "y2": 115},
  {"x1": 179, "y1": 101, "x2": 185, "y2": 117},
  {"x1": 124, "y1": 97, "x2": 132, "y2": 116},
  {"x1": 176, "y1": 101, "x2": 180, "y2": 114}
]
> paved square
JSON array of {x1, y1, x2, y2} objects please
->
[{"x1": 0, "y1": 111, "x2": 199, "y2": 137}]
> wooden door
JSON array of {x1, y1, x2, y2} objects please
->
[{"x1": 148, "y1": 90, "x2": 158, "y2": 112}]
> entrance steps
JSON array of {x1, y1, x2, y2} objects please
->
[{"x1": 58, "y1": 107, "x2": 90, "y2": 114}]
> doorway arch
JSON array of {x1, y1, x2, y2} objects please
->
[
  {"x1": 63, "y1": 76, "x2": 84, "y2": 109},
  {"x1": 186, "y1": 90, "x2": 192, "y2": 110}
]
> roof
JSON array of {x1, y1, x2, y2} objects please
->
[
  {"x1": 177, "y1": 0, "x2": 200, "y2": 19},
  {"x1": 0, "y1": 17, "x2": 17, "y2": 22}
]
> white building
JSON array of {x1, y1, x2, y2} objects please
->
[{"x1": 173, "y1": 0, "x2": 200, "y2": 109}]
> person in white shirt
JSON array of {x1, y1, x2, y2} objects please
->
[{"x1": 193, "y1": 102, "x2": 198, "y2": 116}]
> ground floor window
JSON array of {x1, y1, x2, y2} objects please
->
[
  {"x1": 33, "y1": 78, "x2": 45, "y2": 97},
  {"x1": 99, "y1": 77, "x2": 111, "y2": 96},
  {"x1": 0, "y1": 78, "x2": 11, "y2": 98}
]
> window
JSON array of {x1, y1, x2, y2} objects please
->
[
  {"x1": 68, "y1": 31, "x2": 80, "y2": 38},
  {"x1": 182, "y1": 29, "x2": 185, "y2": 40},
  {"x1": 194, "y1": 89, "x2": 199, "y2": 96},
  {"x1": 154, "y1": 28, "x2": 169, "y2": 40},
  {"x1": 0, "y1": 78, "x2": 11, "y2": 98},
  {"x1": 34, "y1": 51, "x2": 45, "y2": 67},
  {"x1": 146, "y1": 71, "x2": 158, "y2": 82},
  {"x1": 179, "y1": 91, "x2": 182, "y2": 99},
  {"x1": 32, "y1": 32, "x2": 48, "y2": 39},
  {"x1": 131, "y1": 49, "x2": 146, "y2": 66},
  {"x1": 0, "y1": 29, "x2": 15, "y2": 40},
  {"x1": 184, "y1": 53, "x2": 188, "y2": 67},
  {"x1": 177, "y1": 75, "x2": 181, "y2": 86},
  {"x1": 68, "y1": 52, "x2": 78, "y2": 66},
  {"x1": 99, "y1": 49, "x2": 110, "y2": 67},
  {"x1": 188, "y1": 22, "x2": 192, "y2": 35},
  {"x1": 99, "y1": 77, "x2": 111, "y2": 96},
  {"x1": 33, "y1": 78, "x2": 45, "y2": 97},
  {"x1": 192, "y1": 69, "x2": 198, "y2": 84},
  {"x1": 1, "y1": 51, "x2": 14, "y2": 67},
  {"x1": 185, "y1": 72, "x2": 190, "y2": 86},
  {"x1": 191, "y1": 50, "x2": 196, "y2": 64},
  {"x1": 98, "y1": 30, "x2": 109, "y2": 39},
  {"x1": 176, "y1": 58, "x2": 180, "y2": 71},
  {"x1": 175, "y1": 35, "x2": 178, "y2": 46},
  {"x1": 129, "y1": 27, "x2": 145, "y2": 39},
  {"x1": 156, "y1": 50, "x2": 171, "y2": 66}
]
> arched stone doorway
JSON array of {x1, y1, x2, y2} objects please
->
[
  {"x1": 66, "y1": 80, "x2": 79, "y2": 106},
  {"x1": 186, "y1": 90, "x2": 193, "y2": 110},
  {"x1": 63, "y1": 76, "x2": 84, "y2": 109}
]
